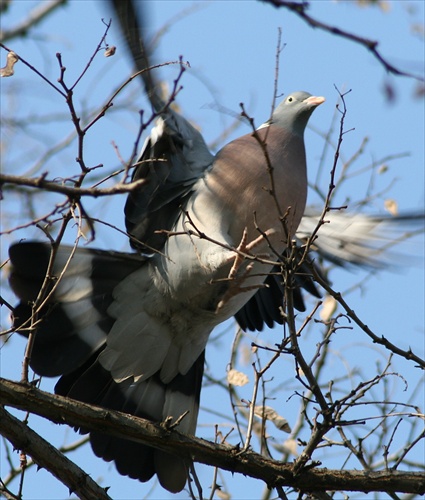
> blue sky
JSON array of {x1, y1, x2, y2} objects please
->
[{"x1": 1, "y1": 1, "x2": 424, "y2": 499}]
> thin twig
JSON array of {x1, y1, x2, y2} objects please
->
[{"x1": 262, "y1": 0, "x2": 424, "y2": 81}]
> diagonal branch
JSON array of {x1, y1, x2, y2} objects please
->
[
  {"x1": 261, "y1": 0, "x2": 424, "y2": 82},
  {"x1": 0, "y1": 378, "x2": 424, "y2": 495},
  {"x1": 0, "y1": 406, "x2": 112, "y2": 500},
  {"x1": 0, "y1": 0, "x2": 67, "y2": 43},
  {"x1": 309, "y1": 265, "x2": 425, "y2": 369}
]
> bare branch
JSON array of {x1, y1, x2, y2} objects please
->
[
  {"x1": 0, "y1": 406, "x2": 112, "y2": 500},
  {"x1": 0, "y1": 378, "x2": 424, "y2": 495},
  {"x1": 0, "y1": 172, "x2": 147, "y2": 198},
  {"x1": 0, "y1": 0, "x2": 67, "y2": 43},
  {"x1": 310, "y1": 265, "x2": 425, "y2": 369},
  {"x1": 0, "y1": 43, "x2": 66, "y2": 97},
  {"x1": 261, "y1": 0, "x2": 424, "y2": 81}
]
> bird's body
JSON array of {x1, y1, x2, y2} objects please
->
[
  {"x1": 99, "y1": 104, "x2": 316, "y2": 388},
  {"x1": 9, "y1": 91, "x2": 325, "y2": 492}
]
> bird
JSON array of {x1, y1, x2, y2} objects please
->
[
  {"x1": 9, "y1": 88, "x2": 324, "y2": 493},
  {"x1": 7, "y1": 0, "x2": 424, "y2": 494}
]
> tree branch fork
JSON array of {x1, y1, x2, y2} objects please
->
[{"x1": 0, "y1": 378, "x2": 423, "y2": 496}]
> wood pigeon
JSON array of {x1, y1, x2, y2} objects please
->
[
  {"x1": 7, "y1": 0, "x2": 424, "y2": 494},
  {"x1": 9, "y1": 88, "x2": 324, "y2": 492}
]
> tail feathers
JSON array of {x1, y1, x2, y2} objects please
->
[
  {"x1": 56, "y1": 347, "x2": 205, "y2": 493},
  {"x1": 155, "y1": 451, "x2": 188, "y2": 493},
  {"x1": 297, "y1": 210, "x2": 425, "y2": 269},
  {"x1": 92, "y1": 432, "x2": 156, "y2": 482}
]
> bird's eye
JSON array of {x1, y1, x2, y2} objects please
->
[{"x1": 287, "y1": 96, "x2": 293, "y2": 102}]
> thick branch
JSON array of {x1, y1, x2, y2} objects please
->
[
  {"x1": 0, "y1": 406, "x2": 112, "y2": 500},
  {"x1": 0, "y1": 378, "x2": 424, "y2": 495}
]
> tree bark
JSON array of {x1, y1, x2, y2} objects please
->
[{"x1": 1, "y1": 378, "x2": 424, "y2": 495}]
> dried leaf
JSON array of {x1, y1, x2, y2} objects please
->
[
  {"x1": 254, "y1": 405, "x2": 291, "y2": 433},
  {"x1": 227, "y1": 369, "x2": 249, "y2": 387},
  {"x1": 104, "y1": 45, "x2": 116, "y2": 57},
  {"x1": 384, "y1": 198, "x2": 399, "y2": 216},
  {"x1": 0, "y1": 51, "x2": 18, "y2": 77},
  {"x1": 320, "y1": 295, "x2": 337, "y2": 321}
]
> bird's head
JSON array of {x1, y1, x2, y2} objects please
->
[{"x1": 267, "y1": 91, "x2": 325, "y2": 136}]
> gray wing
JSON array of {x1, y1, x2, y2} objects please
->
[
  {"x1": 297, "y1": 209, "x2": 425, "y2": 269},
  {"x1": 236, "y1": 210, "x2": 424, "y2": 331},
  {"x1": 110, "y1": 0, "x2": 214, "y2": 251},
  {"x1": 124, "y1": 111, "x2": 213, "y2": 251}
]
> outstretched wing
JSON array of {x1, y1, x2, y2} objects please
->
[
  {"x1": 124, "y1": 110, "x2": 213, "y2": 251},
  {"x1": 236, "y1": 210, "x2": 425, "y2": 331}
]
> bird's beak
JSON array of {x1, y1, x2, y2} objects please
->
[{"x1": 305, "y1": 95, "x2": 325, "y2": 107}]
